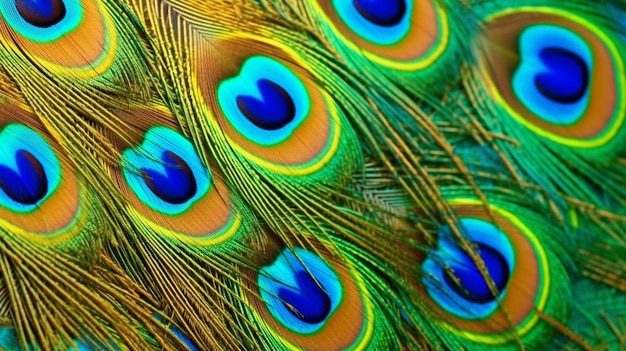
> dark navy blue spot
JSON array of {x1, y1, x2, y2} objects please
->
[
  {"x1": 0, "y1": 150, "x2": 48, "y2": 205},
  {"x1": 535, "y1": 47, "x2": 589, "y2": 104},
  {"x1": 353, "y1": 0, "x2": 407, "y2": 27},
  {"x1": 15, "y1": 0, "x2": 66, "y2": 28},
  {"x1": 236, "y1": 79, "x2": 296, "y2": 131},
  {"x1": 443, "y1": 242, "x2": 510, "y2": 303},
  {"x1": 278, "y1": 270, "x2": 332, "y2": 324},
  {"x1": 142, "y1": 151, "x2": 197, "y2": 205}
]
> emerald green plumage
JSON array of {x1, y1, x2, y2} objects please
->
[{"x1": 0, "y1": 0, "x2": 622, "y2": 350}]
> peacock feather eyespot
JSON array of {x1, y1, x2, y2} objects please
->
[
  {"x1": 117, "y1": 124, "x2": 243, "y2": 246},
  {"x1": 235, "y1": 78, "x2": 297, "y2": 131},
  {"x1": 277, "y1": 270, "x2": 332, "y2": 324},
  {"x1": 258, "y1": 248, "x2": 340, "y2": 333},
  {"x1": 0, "y1": 117, "x2": 93, "y2": 247},
  {"x1": 313, "y1": 0, "x2": 449, "y2": 70},
  {"x1": 122, "y1": 127, "x2": 209, "y2": 215},
  {"x1": 532, "y1": 47, "x2": 589, "y2": 104},
  {"x1": 244, "y1": 243, "x2": 375, "y2": 350},
  {"x1": 198, "y1": 35, "x2": 350, "y2": 177},
  {"x1": 477, "y1": 7, "x2": 626, "y2": 149},
  {"x1": 441, "y1": 240, "x2": 511, "y2": 304},
  {"x1": 416, "y1": 198, "x2": 566, "y2": 346},
  {"x1": 140, "y1": 151, "x2": 198, "y2": 206},
  {"x1": 0, "y1": 0, "x2": 118, "y2": 77},
  {"x1": 0, "y1": 123, "x2": 59, "y2": 212},
  {"x1": 513, "y1": 25, "x2": 592, "y2": 125},
  {"x1": 0, "y1": 149, "x2": 48, "y2": 206},
  {"x1": 423, "y1": 218, "x2": 515, "y2": 320},
  {"x1": 217, "y1": 56, "x2": 309, "y2": 146}
]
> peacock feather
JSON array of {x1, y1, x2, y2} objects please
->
[{"x1": 0, "y1": 0, "x2": 623, "y2": 350}]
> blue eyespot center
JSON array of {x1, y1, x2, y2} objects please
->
[
  {"x1": 236, "y1": 79, "x2": 296, "y2": 131},
  {"x1": 353, "y1": 0, "x2": 407, "y2": 27},
  {"x1": 141, "y1": 151, "x2": 197, "y2": 205},
  {"x1": 258, "y1": 248, "x2": 343, "y2": 333},
  {"x1": 535, "y1": 47, "x2": 589, "y2": 104},
  {"x1": 277, "y1": 270, "x2": 332, "y2": 324},
  {"x1": 443, "y1": 242, "x2": 510, "y2": 303},
  {"x1": 15, "y1": 0, "x2": 66, "y2": 28},
  {"x1": 0, "y1": 149, "x2": 48, "y2": 205}
]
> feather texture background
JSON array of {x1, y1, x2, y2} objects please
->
[{"x1": 0, "y1": 0, "x2": 623, "y2": 350}]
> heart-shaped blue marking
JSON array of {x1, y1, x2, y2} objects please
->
[
  {"x1": 0, "y1": 149, "x2": 48, "y2": 205},
  {"x1": 236, "y1": 79, "x2": 296, "y2": 131},
  {"x1": 217, "y1": 56, "x2": 311, "y2": 146},
  {"x1": 513, "y1": 25, "x2": 593, "y2": 125},
  {"x1": 258, "y1": 248, "x2": 343, "y2": 333},
  {"x1": 535, "y1": 47, "x2": 588, "y2": 104},
  {"x1": 353, "y1": 0, "x2": 406, "y2": 27},
  {"x1": 141, "y1": 151, "x2": 197, "y2": 205},
  {"x1": 277, "y1": 270, "x2": 332, "y2": 324},
  {"x1": 122, "y1": 127, "x2": 211, "y2": 215},
  {"x1": 15, "y1": 0, "x2": 66, "y2": 28},
  {"x1": 422, "y1": 218, "x2": 515, "y2": 319},
  {"x1": 443, "y1": 242, "x2": 510, "y2": 303}
]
